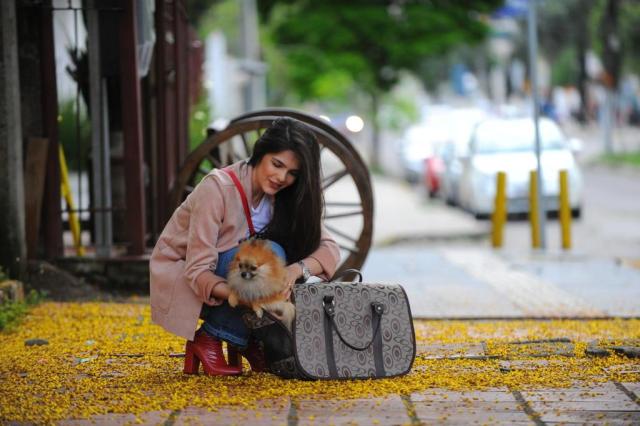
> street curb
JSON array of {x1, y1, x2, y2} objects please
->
[{"x1": 375, "y1": 230, "x2": 491, "y2": 248}]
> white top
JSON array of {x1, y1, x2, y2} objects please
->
[{"x1": 249, "y1": 195, "x2": 273, "y2": 235}]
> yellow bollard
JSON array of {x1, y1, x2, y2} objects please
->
[
  {"x1": 529, "y1": 170, "x2": 540, "y2": 248},
  {"x1": 491, "y1": 172, "x2": 507, "y2": 248},
  {"x1": 559, "y1": 169, "x2": 572, "y2": 250},
  {"x1": 58, "y1": 145, "x2": 85, "y2": 256}
]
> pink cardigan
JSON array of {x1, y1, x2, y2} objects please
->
[{"x1": 149, "y1": 160, "x2": 340, "y2": 340}]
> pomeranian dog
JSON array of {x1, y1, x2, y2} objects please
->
[{"x1": 226, "y1": 239, "x2": 296, "y2": 331}]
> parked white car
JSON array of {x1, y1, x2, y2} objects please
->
[
  {"x1": 438, "y1": 108, "x2": 489, "y2": 205},
  {"x1": 457, "y1": 117, "x2": 583, "y2": 218}
]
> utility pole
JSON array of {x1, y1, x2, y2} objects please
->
[
  {"x1": 0, "y1": 1, "x2": 27, "y2": 279},
  {"x1": 528, "y1": 0, "x2": 547, "y2": 250}
]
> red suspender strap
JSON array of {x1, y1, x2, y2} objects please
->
[{"x1": 222, "y1": 168, "x2": 256, "y2": 236}]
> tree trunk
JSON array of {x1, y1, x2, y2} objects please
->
[{"x1": 575, "y1": 0, "x2": 589, "y2": 124}]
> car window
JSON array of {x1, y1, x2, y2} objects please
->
[{"x1": 473, "y1": 120, "x2": 566, "y2": 154}]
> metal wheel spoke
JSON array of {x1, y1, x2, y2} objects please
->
[
  {"x1": 185, "y1": 185, "x2": 194, "y2": 193},
  {"x1": 240, "y1": 132, "x2": 252, "y2": 157},
  {"x1": 325, "y1": 224, "x2": 358, "y2": 244},
  {"x1": 325, "y1": 210, "x2": 363, "y2": 220},
  {"x1": 198, "y1": 166, "x2": 210, "y2": 175},
  {"x1": 338, "y1": 244, "x2": 359, "y2": 254},
  {"x1": 225, "y1": 147, "x2": 236, "y2": 165},
  {"x1": 206, "y1": 154, "x2": 222, "y2": 169},
  {"x1": 323, "y1": 169, "x2": 348, "y2": 189}
]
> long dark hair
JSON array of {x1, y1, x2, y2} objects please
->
[{"x1": 248, "y1": 117, "x2": 323, "y2": 263}]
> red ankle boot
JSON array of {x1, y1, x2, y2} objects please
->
[
  {"x1": 228, "y1": 339, "x2": 268, "y2": 373},
  {"x1": 184, "y1": 330, "x2": 242, "y2": 376}
]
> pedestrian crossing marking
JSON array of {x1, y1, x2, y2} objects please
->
[{"x1": 441, "y1": 248, "x2": 605, "y2": 317}]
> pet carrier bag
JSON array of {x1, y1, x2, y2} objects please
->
[{"x1": 242, "y1": 271, "x2": 416, "y2": 380}]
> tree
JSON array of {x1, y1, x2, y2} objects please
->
[
  {"x1": 260, "y1": 0, "x2": 502, "y2": 168},
  {"x1": 536, "y1": 0, "x2": 591, "y2": 122},
  {"x1": 531, "y1": 0, "x2": 640, "y2": 124}
]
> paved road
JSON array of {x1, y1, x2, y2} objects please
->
[
  {"x1": 359, "y1": 165, "x2": 640, "y2": 319},
  {"x1": 500, "y1": 165, "x2": 640, "y2": 260}
]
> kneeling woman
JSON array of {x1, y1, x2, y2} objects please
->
[{"x1": 150, "y1": 117, "x2": 340, "y2": 376}]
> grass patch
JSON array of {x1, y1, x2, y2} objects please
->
[
  {"x1": 0, "y1": 290, "x2": 45, "y2": 332},
  {"x1": 599, "y1": 151, "x2": 640, "y2": 168}
]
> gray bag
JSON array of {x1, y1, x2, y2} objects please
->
[
  {"x1": 245, "y1": 272, "x2": 416, "y2": 380},
  {"x1": 293, "y1": 276, "x2": 416, "y2": 379}
]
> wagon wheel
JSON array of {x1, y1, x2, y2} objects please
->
[
  {"x1": 169, "y1": 109, "x2": 374, "y2": 277},
  {"x1": 230, "y1": 108, "x2": 367, "y2": 174}
]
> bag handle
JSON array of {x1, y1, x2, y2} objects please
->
[
  {"x1": 322, "y1": 295, "x2": 384, "y2": 351},
  {"x1": 331, "y1": 269, "x2": 363, "y2": 283},
  {"x1": 222, "y1": 168, "x2": 256, "y2": 236}
]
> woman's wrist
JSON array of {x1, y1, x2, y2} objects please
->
[
  {"x1": 287, "y1": 263, "x2": 303, "y2": 279},
  {"x1": 297, "y1": 260, "x2": 311, "y2": 281},
  {"x1": 210, "y1": 280, "x2": 230, "y2": 299}
]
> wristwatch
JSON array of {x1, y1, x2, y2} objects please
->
[{"x1": 297, "y1": 260, "x2": 311, "y2": 281}]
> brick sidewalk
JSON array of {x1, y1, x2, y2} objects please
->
[
  {"x1": 56, "y1": 383, "x2": 640, "y2": 425},
  {"x1": 3, "y1": 303, "x2": 640, "y2": 425},
  {"x1": 56, "y1": 335, "x2": 640, "y2": 425}
]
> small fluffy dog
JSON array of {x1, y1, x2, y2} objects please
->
[{"x1": 227, "y1": 239, "x2": 295, "y2": 331}]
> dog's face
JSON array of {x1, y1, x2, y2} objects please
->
[
  {"x1": 227, "y1": 239, "x2": 287, "y2": 302},
  {"x1": 238, "y1": 259, "x2": 259, "y2": 281},
  {"x1": 232, "y1": 239, "x2": 278, "y2": 282}
]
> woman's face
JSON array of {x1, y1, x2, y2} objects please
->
[{"x1": 253, "y1": 150, "x2": 300, "y2": 196}]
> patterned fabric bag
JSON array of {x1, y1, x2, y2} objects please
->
[{"x1": 242, "y1": 272, "x2": 416, "y2": 380}]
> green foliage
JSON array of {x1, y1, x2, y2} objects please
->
[
  {"x1": 551, "y1": 47, "x2": 579, "y2": 87},
  {"x1": 588, "y1": 0, "x2": 640, "y2": 75},
  {"x1": 187, "y1": 0, "x2": 231, "y2": 37},
  {"x1": 588, "y1": 0, "x2": 606, "y2": 56},
  {"x1": 537, "y1": 0, "x2": 586, "y2": 61},
  {"x1": 0, "y1": 290, "x2": 45, "y2": 332},
  {"x1": 600, "y1": 151, "x2": 640, "y2": 168},
  {"x1": 189, "y1": 94, "x2": 212, "y2": 151},
  {"x1": 379, "y1": 95, "x2": 420, "y2": 132},
  {"x1": 194, "y1": 0, "x2": 242, "y2": 54},
  {"x1": 263, "y1": 1, "x2": 501, "y2": 104},
  {"x1": 619, "y1": 1, "x2": 640, "y2": 73},
  {"x1": 58, "y1": 99, "x2": 91, "y2": 171}
]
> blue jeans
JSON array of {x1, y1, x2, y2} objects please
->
[{"x1": 200, "y1": 240, "x2": 286, "y2": 348}]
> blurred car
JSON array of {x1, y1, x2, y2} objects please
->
[
  {"x1": 438, "y1": 108, "x2": 488, "y2": 205},
  {"x1": 457, "y1": 117, "x2": 583, "y2": 218},
  {"x1": 398, "y1": 106, "x2": 451, "y2": 183}
]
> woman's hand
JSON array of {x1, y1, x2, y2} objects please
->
[
  {"x1": 205, "y1": 281, "x2": 230, "y2": 306},
  {"x1": 282, "y1": 264, "x2": 301, "y2": 300}
]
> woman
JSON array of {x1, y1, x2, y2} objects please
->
[{"x1": 150, "y1": 117, "x2": 340, "y2": 376}]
